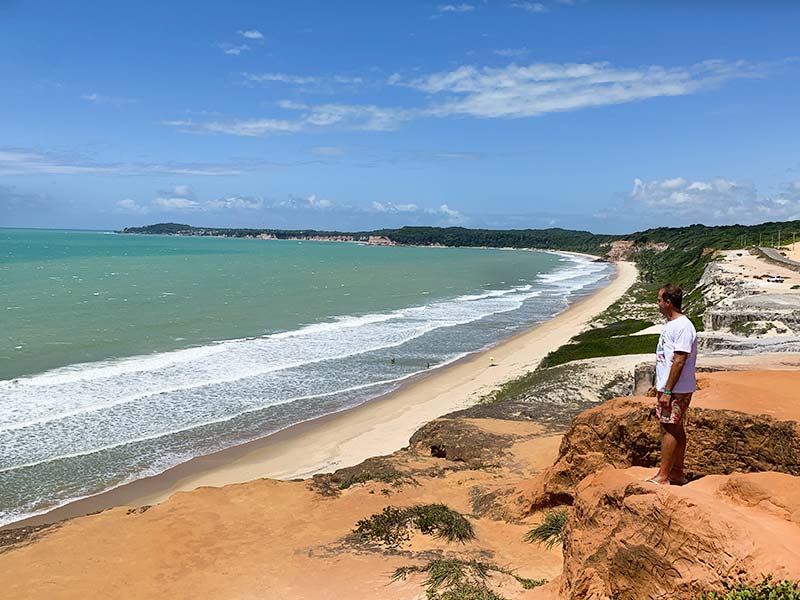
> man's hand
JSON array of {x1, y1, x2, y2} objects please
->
[{"x1": 657, "y1": 391, "x2": 670, "y2": 408}]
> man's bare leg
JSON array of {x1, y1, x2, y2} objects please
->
[
  {"x1": 669, "y1": 424, "x2": 687, "y2": 484},
  {"x1": 648, "y1": 423, "x2": 681, "y2": 485}
]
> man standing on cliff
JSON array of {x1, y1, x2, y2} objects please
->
[{"x1": 648, "y1": 283, "x2": 697, "y2": 486}]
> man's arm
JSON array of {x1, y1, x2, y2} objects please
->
[{"x1": 659, "y1": 351, "x2": 688, "y2": 406}]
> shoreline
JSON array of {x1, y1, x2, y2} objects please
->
[{"x1": 5, "y1": 260, "x2": 637, "y2": 530}]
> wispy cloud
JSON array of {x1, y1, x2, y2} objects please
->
[
  {"x1": 625, "y1": 176, "x2": 800, "y2": 224},
  {"x1": 510, "y1": 2, "x2": 548, "y2": 13},
  {"x1": 241, "y1": 72, "x2": 319, "y2": 85},
  {"x1": 166, "y1": 103, "x2": 410, "y2": 136},
  {"x1": 396, "y1": 59, "x2": 769, "y2": 119},
  {"x1": 165, "y1": 59, "x2": 776, "y2": 137},
  {"x1": 239, "y1": 72, "x2": 364, "y2": 90},
  {"x1": 0, "y1": 147, "x2": 274, "y2": 176},
  {"x1": 370, "y1": 201, "x2": 467, "y2": 224},
  {"x1": 117, "y1": 187, "x2": 266, "y2": 215},
  {"x1": 81, "y1": 92, "x2": 135, "y2": 105},
  {"x1": 438, "y1": 4, "x2": 475, "y2": 13},
  {"x1": 217, "y1": 43, "x2": 250, "y2": 55},
  {"x1": 493, "y1": 48, "x2": 529, "y2": 57},
  {"x1": 238, "y1": 29, "x2": 264, "y2": 40}
]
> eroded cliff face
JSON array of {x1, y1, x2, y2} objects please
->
[
  {"x1": 554, "y1": 469, "x2": 800, "y2": 600},
  {"x1": 475, "y1": 393, "x2": 800, "y2": 519}
]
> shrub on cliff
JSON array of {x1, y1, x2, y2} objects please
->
[
  {"x1": 698, "y1": 576, "x2": 800, "y2": 599},
  {"x1": 392, "y1": 558, "x2": 545, "y2": 600},
  {"x1": 524, "y1": 508, "x2": 568, "y2": 549},
  {"x1": 353, "y1": 503, "x2": 475, "y2": 548}
]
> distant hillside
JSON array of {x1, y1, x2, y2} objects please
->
[{"x1": 121, "y1": 219, "x2": 800, "y2": 256}]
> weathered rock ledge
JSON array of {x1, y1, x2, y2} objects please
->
[{"x1": 552, "y1": 468, "x2": 800, "y2": 600}]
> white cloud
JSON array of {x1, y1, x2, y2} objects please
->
[
  {"x1": 438, "y1": 4, "x2": 475, "y2": 13},
  {"x1": 205, "y1": 195, "x2": 264, "y2": 210},
  {"x1": 510, "y1": 2, "x2": 548, "y2": 13},
  {"x1": 153, "y1": 196, "x2": 202, "y2": 211},
  {"x1": 165, "y1": 59, "x2": 777, "y2": 137},
  {"x1": 242, "y1": 72, "x2": 318, "y2": 85},
  {"x1": 218, "y1": 43, "x2": 250, "y2": 55},
  {"x1": 167, "y1": 103, "x2": 409, "y2": 136},
  {"x1": 395, "y1": 59, "x2": 768, "y2": 119},
  {"x1": 239, "y1": 72, "x2": 364, "y2": 88},
  {"x1": 272, "y1": 194, "x2": 334, "y2": 210},
  {"x1": 493, "y1": 48, "x2": 529, "y2": 57},
  {"x1": 371, "y1": 201, "x2": 420, "y2": 213},
  {"x1": 116, "y1": 198, "x2": 148, "y2": 214},
  {"x1": 171, "y1": 184, "x2": 193, "y2": 197},
  {"x1": 187, "y1": 118, "x2": 305, "y2": 136},
  {"x1": 369, "y1": 201, "x2": 467, "y2": 225},
  {"x1": 239, "y1": 29, "x2": 264, "y2": 39},
  {"x1": 81, "y1": 92, "x2": 135, "y2": 105},
  {"x1": 436, "y1": 203, "x2": 467, "y2": 224},
  {"x1": 628, "y1": 176, "x2": 800, "y2": 223}
]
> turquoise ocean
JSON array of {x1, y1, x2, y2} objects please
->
[{"x1": 0, "y1": 228, "x2": 613, "y2": 525}]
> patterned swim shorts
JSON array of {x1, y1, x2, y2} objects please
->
[{"x1": 656, "y1": 392, "x2": 692, "y2": 424}]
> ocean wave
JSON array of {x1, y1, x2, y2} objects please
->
[{"x1": 0, "y1": 254, "x2": 611, "y2": 526}]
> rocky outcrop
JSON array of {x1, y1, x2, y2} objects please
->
[
  {"x1": 699, "y1": 253, "x2": 800, "y2": 351},
  {"x1": 495, "y1": 396, "x2": 800, "y2": 516},
  {"x1": 602, "y1": 240, "x2": 669, "y2": 262},
  {"x1": 409, "y1": 418, "x2": 514, "y2": 467},
  {"x1": 554, "y1": 468, "x2": 800, "y2": 600},
  {"x1": 703, "y1": 293, "x2": 800, "y2": 334}
]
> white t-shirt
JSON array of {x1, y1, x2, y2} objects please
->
[{"x1": 655, "y1": 315, "x2": 698, "y2": 393}]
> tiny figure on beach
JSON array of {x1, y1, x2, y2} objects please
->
[
  {"x1": 647, "y1": 283, "x2": 697, "y2": 486},
  {"x1": 489, "y1": 356, "x2": 496, "y2": 367},
  {"x1": 426, "y1": 362, "x2": 430, "y2": 369}
]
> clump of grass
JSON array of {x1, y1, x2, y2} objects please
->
[
  {"x1": 572, "y1": 319, "x2": 653, "y2": 342},
  {"x1": 524, "y1": 508, "x2": 568, "y2": 550},
  {"x1": 392, "y1": 558, "x2": 546, "y2": 600},
  {"x1": 310, "y1": 458, "x2": 417, "y2": 496},
  {"x1": 337, "y1": 467, "x2": 410, "y2": 490},
  {"x1": 697, "y1": 575, "x2": 800, "y2": 599},
  {"x1": 538, "y1": 334, "x2": 660, "y2": 369},
  {"x1": 353, "y1": 503, "x2": 475, "y2": 548}
]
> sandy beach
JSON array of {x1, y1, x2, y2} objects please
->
[{"x1": 9, "y1": 260, "x2": 637, "y2": 528}]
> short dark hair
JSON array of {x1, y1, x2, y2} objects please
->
[{"x1": 659, "y1": 283, "x2": 683, "y2": 310}]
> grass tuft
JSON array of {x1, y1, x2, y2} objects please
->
[
  {"x1": 524, "y1": 509, "x2": 568, "y2": 550},
  {"x1": 353, "y1": 503, "x2": 475, "y2": 548},
  {"x1": 697, "y1": 575, "x2": 800, "y2": 599},
  {"x1": 392, "y1": 558, "x2": 546, "y2": 600}
]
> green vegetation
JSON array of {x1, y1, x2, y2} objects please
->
[
  {"x1": 572, "y1": 319, "x2": 653, "y2": 342},
  {"x1": 336, "y1": 466, "x2": 413, "y2": 491},
  {"x1": 729, "y1": 320, "x2": 757, "y2": 336},
  {"x1": 392, "y1": 558, "x2": 546, "y2": 600},
  {"x1": 524, "y1": 509, "x2": 568, "y2": 550},
  {"x1": 353, "y1": 503, "x2": 475, "y2": 548},
  {"x1": 538, "y1": 334, "x2": 660, "y2": 369},
  {"x1": 698, "y1": 575, "x2": 800, "y2": 599}
]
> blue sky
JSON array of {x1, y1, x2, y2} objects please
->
[{"x1": 1, "y1": 1, "x2": 799, "y2": 233}]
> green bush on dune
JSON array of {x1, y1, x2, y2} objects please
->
[
  {"x1": 698, "y1": 576, "x2": 800, "y2": 599},
  {"x1": 392, "y1": 558, "x2": 546, "y2": 600},
  {"x1": 538, "y1": 334, "x2": 661, "y2": 369},
  {"x1": 353, "y1": 503, "x2": 475, "y2": 548}
]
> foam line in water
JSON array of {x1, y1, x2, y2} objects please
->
[{"x1": 0, "y1": 278, "x2": 567, "y2": 431}]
